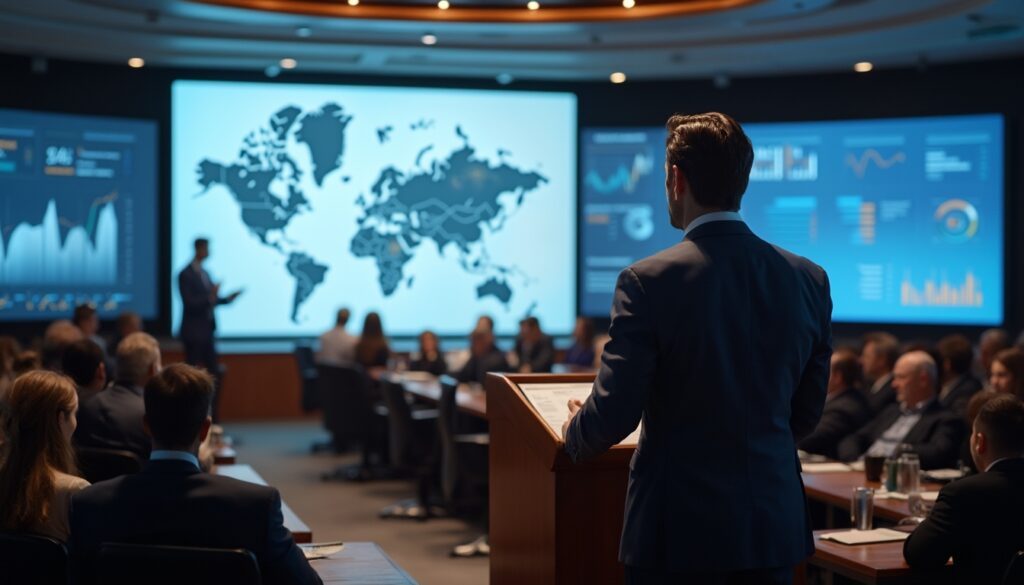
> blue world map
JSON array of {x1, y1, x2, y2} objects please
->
[{"x1": 195, "y1": 103, "x2": 547, "y2": 322}]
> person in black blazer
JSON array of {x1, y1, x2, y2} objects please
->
[
  {"x1": 904, "y1": 394, "x2": 1024, "y2": 585},
  {"x1": 563, "y1": 113, "x2": 832, "y2": 584},
  {"x1": 513, "y1": 316, "x2": 555, "y2": 373},
  {"x1": 837, "y1": 351, "x2": 965, "y2": 469},
  {"x1": 860, "y1": 331, "x2": 901, "y2": 415},
  {"x1": 409, "y1": 330, "x2": 448, "y2": 376},
  {"x1": 799, "y1": 349, "x2": 872, "y2": 460},
  {"x1": 73, "y1": 332, "x2": 162, "y2": 461},
  {"x1": 70, "y1": 364, "x2": 321, "y2": 585},
  {"x1": 937, "y1": 335, "x2": 983, "y2": 417},
  {"x1": 456, "y1": 328, "x2": 510, "y2": 385}
]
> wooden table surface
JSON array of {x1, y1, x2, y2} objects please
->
[
  {"x1": 386, "y1": 373, "x2": 488, "y2": 419},
  {"x1": 811, "y1": 530, "x2": 952, "y2": 585},
  {"x1": 312, "y1": 542, "x2": 419, "y2": 584},
  {"x1": 213, "y1": 464, "x2": 313, "y2": 543},
  {"x1": 802, "y1": 470, "x2": 943, "y2": 522}
]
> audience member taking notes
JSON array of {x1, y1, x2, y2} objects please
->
[
  {"x1": 904, "y1": 394, "x2": 1024, "y2": 585},
  {"x1": 70, "y1": 363, "x2": 322, "y2": 585}
]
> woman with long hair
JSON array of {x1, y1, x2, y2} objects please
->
[
  {"x1": 0, "y1": 370, "x2": 89, "y2": 541},
  {"x1": 990, "y1": 347, "x2": 1024, "y2": 400},
  {"x1": 354, "y1": 312, "x2": 390, "y2": 369}
]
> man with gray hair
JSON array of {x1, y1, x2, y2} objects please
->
[
  {"x1": 74, "y1": 332, "x2": 162, "y2": 461},
  {"x1": 838, "y1": 351, "x2": 966, "y2": 469}
]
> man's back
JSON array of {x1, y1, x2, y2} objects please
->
[
  {"x1": 904, "y1": 458, "x2": 1024, "y2": 584},
  {"x1": 74, "y1": 382, "x2": 150, "y2": 460},
  {"x1": 70, "y1": 459, "x2": 321, "y2": 585},
  {"x1": 317, "y1": 327, "x2": 356, "y2": 365},
  {"x1": 566, "y1": 220, "x2": 831, "y2": 571}
]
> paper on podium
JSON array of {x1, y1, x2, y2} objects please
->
[{"x1": 518, "y1": 383, "x2": 642, "y2": 446}]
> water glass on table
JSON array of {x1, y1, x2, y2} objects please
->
[
  {"x1": 897, "y1": 453, "x2": 920, "y2": 494},
  {"x1": 851, "y1": 487, "x2": 874, "y2": 530}
]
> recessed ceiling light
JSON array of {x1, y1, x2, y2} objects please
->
[
  {"x1": 527, "y1": 1, "x2": 540, "y2": 10},
  {"x1": 438, "y1": 0, "x2": 450, "y2": 8},
  {"x1": 280, "y1": 58, "x2": 297, "y2": 69},
  {"x1": 127, "y1": 57, "x2": 145, "y2": 68},
  {"x1": 421, "y1": 34, "x2": 438, "y2": 45},
  {"x1": 623, "y1": 0, "x2": 636, "y2": 8},
  {"x1": 347, "y1": 0, "x2": 359, "y2": 5},
  {"x1": 610, "y1": 71, "x2": 627, "y2": 84},
  {"x1": 854, "y1": 61, "x2": 873, "y2": 73}
]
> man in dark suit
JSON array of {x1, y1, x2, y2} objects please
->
[
  {"x1": 799, "y1": 349, "x2": 872, "y2": 460},
  {"x1": 61, "y1": 339, "x2": 108, "y2": 403},
  {"x1": 904, "y1": 394, "x2": 1024, "y2": 585},
  {"x1": 178, "y1": 238, "x2": 240, "y2": 420},
  {"x1": 861, "y1": 331, "x2": 901, "y2": 415},
  {"x1": 837, "y1": 351, "x2": 965, "y2": 469},
  {"x1": 514, "y1": 316, "x2": 555, "y2": 373},
  {"x1": 70, "y1": 363, "x2": 322, "y2": 585},
  {"x1": 937, "y1": 334, "x2": 983, "y2": 417},
  {"x1": 456, "y1": 328, "x2": 510, "y2": 385},
  {"x1": 562, "y1": 113, "x2": 833, "y2": 584},
  {"x1": 74, "y1": 332, "x2": 162, "y2": 461}
]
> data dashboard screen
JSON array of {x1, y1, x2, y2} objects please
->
[
  {"x1": 172, "y1": 80, "x2": 577, "y2": 338},
  {"x1": 0, "y1": 109, "x2": 158, "y2": 320},
  {"x1": 581, "y1": 114, "x2": 1004, "y2": 325}
]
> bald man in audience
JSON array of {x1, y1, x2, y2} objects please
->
[
  {"x1": 837, "y1": 351, "x2": 965, "y2": 469},
  {"x1": 904, "y1": 394, "x2": 1024, "y2": 585},
  {"x1": 798, "y1": 349, "x2": 871, "y2": 460}
]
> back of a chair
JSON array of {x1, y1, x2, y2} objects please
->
[
  {"x1": 293, "y1": 344, "x2": 320, "y2": 412},
  {"x1": 437, "y1": 375, "x2": 460, "y2": 503},
  {"x1": 75, "y1": 447, "x2": 142, "y2": 484},
  {"x1": 96, "y1": 543, "x2": 261, "y2": 585},
  {"x1": 381, "y1": 378, "x2": 415, "y2": 468},
  {"x1": 316, "y1": 364, "x2": 372, "y2": 443},
  {"x1": 1003, "y1": 550, "x2": 1024, "y2": 585},
  {"x1": 0, "y1": 532, "x2": 69, "y2": 585}
]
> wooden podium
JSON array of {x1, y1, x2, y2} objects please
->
[{"x1": 487, "y1": 373, "x2": 636, "y2": 585}]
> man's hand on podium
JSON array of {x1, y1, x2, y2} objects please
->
[{"x1": 561, "y1": 399, "x2": 583, "y2": 441}]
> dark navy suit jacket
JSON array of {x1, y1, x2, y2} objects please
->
[
  {"x1": 70, "y1": 459, "x2": 322, "y2": 585},
  {"x1": 178, "y1": 263, "x2": 224, "y2": 343},
  {"x1": 73, "y1": 381, "x2": 151, "y2": 461},
  {"x1": 564, "y1": 220, "x2": 832, "y2": 571}
]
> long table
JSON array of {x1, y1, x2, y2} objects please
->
[
  {"x1": 810, "y1": 531, "x2": 952, "y2": 585},
  {"x1": 384, "y1": 372, "x2": 488, "y2": 419},
  {"x1": 312, "y1": 542, "x2": 419, "y2": 585},
  {"x1": 213, "y1": 464, "x2": 313, "y2": 543},
  {"x1": 802, "y1": 469, "x2": 943, "y2": 523}
]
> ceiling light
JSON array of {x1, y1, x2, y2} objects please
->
[
  {"x1": 347, "y1": 0, "x2": 359, "y2": 5},
  {"x1": 280, "y1": 58, "x2": 297, "y2": 69},
  {"x1": 127, "y1": 57, "x2": 145, "y2": 68},
  {"x1": 623, "y1": 0, "x2": 636, "y2": 8},
  {"x1": 854, "y1": 61, "x2": 873, "y2": 73},
  {"x1": 610, "y1": 71, "x2": 627, "y2": 84},
  {"x1": 438, "y1": 0, "x2": 450, "y2": 8},
  {"x1": 421, "y1": 34, "x2": 438, "y2": 45},
  {"x1": 527, "y1": 1, "x2": 540, "y2": 10}
]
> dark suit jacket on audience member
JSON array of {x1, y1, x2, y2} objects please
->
[
  {"x1": 73, "y1": 381, "x2": 151, "y2": 461},
  {"x1": 455, "y1": 346, "x2": 510, "y2": 385},
  {"x1": 904, "y1": 458, "x2": 1024, "y2": 585},
  {"x1": 798, "y1": 388, "x2": 872, "y2": 460},
  {"x1": 836, "y1": 400, "x2": 965, "y2": 469},
  {"x1": 70, "y1": 459, "x2": 322, "y2": 585},
  {"x1": 940, "y1": 374, "x2": 983, "y2": 418},
  {"x1": 514, "y1": 335, "x2": 555, "y2": 373},
  {"x1": 564, "y1": 220, "x2": 833, "y2": 572},
  {"x1": 865, "y1": 373, "x2": 896, "y2": 415}
]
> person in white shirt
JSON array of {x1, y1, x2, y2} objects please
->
[{"x1": 317, "y1": 308, "x2": 357, "y2": 366}]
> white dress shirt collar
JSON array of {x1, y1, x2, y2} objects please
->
[{"x1": 684, "y1": 210, "x2": 744, "y2": 233}]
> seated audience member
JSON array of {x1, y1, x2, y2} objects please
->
[
  {"x1": 109, "y1": 311, "x2": 143, "y2": 355},
  {"x1": 563, "y1": 317, "x2": 597, "y2": 369},
  {"x1": 73, "y1": 303, "x2": 107, "y2": 353},
  {"x1": 456, "y1": 328, "x2": 510, "y2": 385},
  {"x1": 514, "y1": 316, "x2": 555, "y2": 373},
  {"x1": 12, "y1": 351, "x2": 41, "y2": 377},
  {"x1": 410, "y1": 330, "x2": 448, "y2": 376},
  {"x1": 61, "y1": 340, "x2": 108, "y2": 402},
  {"x1": 989, "y1": 347, "x2": 1024, "y2": 400},
  {"x1": 860, "y1": 331, "x2": 901, "y2": 415},
  {"x1": 0, "y1": 336, "x2": 21, "y2": 394},
  {"x1": 316, "y1": 308, "x2": 356, "y2": 366},
  {"x1": 0, "y1": 371, "x2": 89, "y2": 541},
  {"x1": 475, "y1": 315, "x2": 495, "y2": 333},
  {"x1": 837, "y1": 351, "x2": 965, "y2": 469},
  {"x1": 904, "y1": 394, "x2": 1024, "y2": 585},
  {"x1": 74, "y1": 332, "x2": 161, "y2": 460},
  {"x1": 978, "y1": 328, "x2": 1010, "y2": 381},
  {"x1": 354, "y1": 311, "x2": 390, "y2": 370},
  {"x1": 937, "y1": 334, "x2": 983, "y2": 417},
  {"x1": 41, "y1": 319, "x2": 84, "y2": 372},
  {"x1": 69, "y1": 364, "x2": 322, "y2": 585},
  {"x1": 798, "y1": 349, "x2": 872, "y2": 460}
]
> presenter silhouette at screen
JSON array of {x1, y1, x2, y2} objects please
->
[{"x1": 178, "y1": 237, "x2": 241, "y2": 421}]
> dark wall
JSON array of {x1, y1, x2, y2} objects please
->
[{"x1": 0, "y1": 53, "x2": 1020, "y2": 343}]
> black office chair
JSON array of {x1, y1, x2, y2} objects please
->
[
  {"x1": 96, "y1": 543, "x2": 261, "y2": 585},
  {"x1": 75, "y1": 447, "x2": 142, "y2": 483},
  {"x1": 293, "y1": 343, "x2": 320, "y2": 413},
  {"x1": 0, "y1": 532, "x2": 69, "y2": 585},
  {"x1": 437, "y1": 376, "x2": 489, "y2": 512},
  {"x1": 1003, "y1": 550, "x2": 1024, "y2": 585},
  {"x1": 378, "y1": 378, "x2": 443, "y2": 519},
  {"x1": 317, "y1": 364, "x2": 389, "y2": 481}
]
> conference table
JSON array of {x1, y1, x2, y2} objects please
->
[
  {"x1": 311, "y1": 543, "x2": 419, "y2": 585},
  {"x1": 382, "y1": 371, "x2": 488, "y2": 419},
  {"x1": 213, "y1": 464, "x2": 313, "y2": 543},
  {"x1": 801, "y1": 467, "x2": 944, "y2": 523}
]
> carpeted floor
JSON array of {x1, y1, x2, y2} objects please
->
[{"x1": 222, "y1": 420, "x2": 489, "y2": 585}]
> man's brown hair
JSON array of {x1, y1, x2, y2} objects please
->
[
  {"x1": 144, "y1": 363, "x2": 214, "y2": 449},
  {"x1": 665, "y1": 112, "x2": 754, "y2": 211}
]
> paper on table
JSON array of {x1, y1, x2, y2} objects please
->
[
  {"x1": 300, "y1": 541, "x2": 345, "y2": 559},
  {"x1": 801, "y1": 462, "x2": 853, "y2": 473},
  {"x1": 518, "y1": 383, "x2": 642, "y2": 446},
  {"x1": 880, "y1": 491, "x2": 940, "y2": 502},
  {"x1": 820, "y1": 529, "x2": 909, "y2": 545}
]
